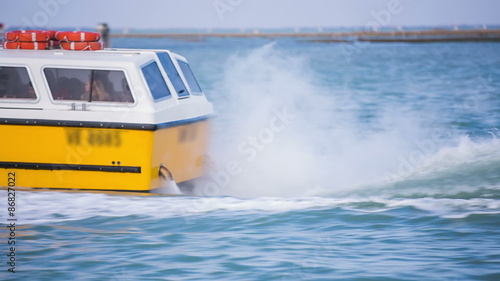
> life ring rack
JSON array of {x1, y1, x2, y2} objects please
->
[{"x1": 3, "y1": 30, "x2": 104, "y2": 51}]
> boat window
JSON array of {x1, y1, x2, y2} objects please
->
[
  {"x1": 0, "y1": 66, "x2": 37, "y2": 100},
  {"x1": 44, "y1": 68, "x2": 134, "y2": 103},
  {"x1": 177, "y1": 60, "x2": 203, "y2": 95},
  {"x1": 141, "y1": 61, "x2": 171, "y2": 101},
  {"x1": 156, "y1": 52, "x2": 189, "y2": 98}
]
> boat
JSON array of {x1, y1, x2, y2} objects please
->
[{"x1": 0, "y1": 30, "x2": 214, "y2": 193}]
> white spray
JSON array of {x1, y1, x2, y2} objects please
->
[{"x1": 196, "y1": 43, "x2": 499, "y2": 198}]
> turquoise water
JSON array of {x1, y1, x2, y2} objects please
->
[{"x1": 1, "y1": 38, "x2": 500, "y2": 280}]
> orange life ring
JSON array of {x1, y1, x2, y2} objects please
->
[
  {"x1": 5, "y1": 30, "x2": 50, "y2": 42},
  {"x1": 56, "y1": 31, "x2": 101, "y2": 42},
  {"x1": 2, "y1": 41, "x2": 49, "y2": 50},
  {"x1": 60, "y1": 41, "x2": 104, "y2": 51}
]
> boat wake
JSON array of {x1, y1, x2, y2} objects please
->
[{"x1": 352, "y1": 136, "x2": 500, "y2": 199}]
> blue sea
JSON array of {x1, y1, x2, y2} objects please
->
[{"x1": 1, "y1": 36, "x2": 500, "y2": 280}]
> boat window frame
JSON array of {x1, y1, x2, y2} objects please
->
[
  {"x1": 176, "y1": 59, "x2": 203, "y2": 96},
  {"x1": 0, "y1": 64, "x2": 40, "y2": 103},
  {"x1": 139, "y1": 60, "x2": 172, "y2": 102},
  {"x1": 41, "y1": 65, "x2": 137, "y2": 106},
  {"x1": 156, "y1": 52, "x2": 190, "y2": 99}
]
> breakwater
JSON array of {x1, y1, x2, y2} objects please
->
[{"x1": 110, "y1": 28, "x2": 500, "y2": 42}]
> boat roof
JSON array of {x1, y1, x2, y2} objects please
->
[
  {"x1": 0, "y1": 47, "x2": 175, "y2": 55},
  {"x1": 0, "y1": 48, "x2": 188, "y2": 65}
]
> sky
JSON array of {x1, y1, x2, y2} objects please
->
[{"x1": 1, "y1": 0, "x2": 499, "y2": 30}]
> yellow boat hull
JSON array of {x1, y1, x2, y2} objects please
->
[{"x1": 0, "y1": 119, "x2": 211, "y2": 192}]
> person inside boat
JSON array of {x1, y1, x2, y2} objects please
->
[
  {"x1": 81, "y1": 71, "x2": 133, "y2": 103},
  {"x1": 68, "y1": 78, "x2": 85, "y2": 100},
  {"x1": 53, "y1": 77, "x2": 69, "y2": 99},
  {"x1": 116, "y1": 77, "x2": 134, "y2": 102},
  {"x1": 0, "y1": 83, "x2": 35, "y2": 99},
  {"x1": 0, "y1": 67, "x2": 36, "y2": 99},
  {"x1": 24, "y1": 81, "x2": 36, "y2": 99},
  {"x1": 82, "y1": 71, "x2": 114, "y2": 102},
  {"x1": 52, "y1": 77, "x2": 85, "y2": 100}
]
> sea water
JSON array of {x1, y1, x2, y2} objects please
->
[{"x1": 1, "y1": 37, "x2": 499, "y2": 280}]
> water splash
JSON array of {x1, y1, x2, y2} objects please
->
[
  {"x1": 155, "y1": 180, "x2": 182, "y2": 195},
  {"x1": 197, "y1": 43, "x2": 500, "y2": 199}
]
